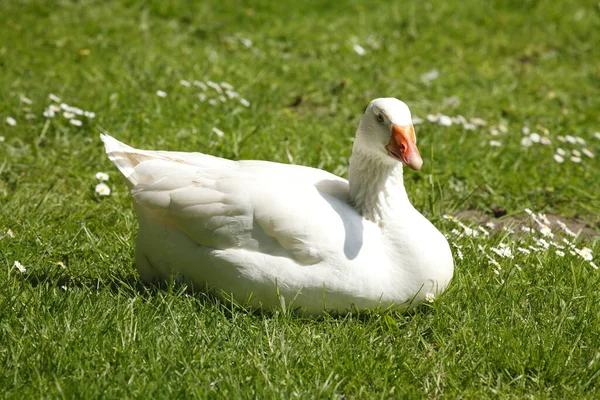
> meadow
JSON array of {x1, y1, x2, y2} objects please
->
[{"x1": 1, "y1": 0, "x2": 599, "y2": 397}]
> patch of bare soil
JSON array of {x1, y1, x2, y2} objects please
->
[{"x1": 455, "y1": 210, "x2": 599, "y2": 239}]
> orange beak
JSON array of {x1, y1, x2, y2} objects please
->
[{"x1": 386, "y1": 124, "x2": 423, "y2": 170}]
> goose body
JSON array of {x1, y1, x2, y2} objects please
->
[{"x1": 102, "y1": 98, "x2": 453, "y2": 314}]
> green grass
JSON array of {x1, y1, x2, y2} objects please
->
[{"x1": 1, "y1": 0, "x2": 600, "y2": 397}]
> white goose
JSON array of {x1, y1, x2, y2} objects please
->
[{"x1": 102, "y1": 98, "x2": 453, "y2": 314}]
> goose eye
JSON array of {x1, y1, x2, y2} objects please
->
[{"x1": 377, "y1": 114, "x2": 385, "y2": 123}]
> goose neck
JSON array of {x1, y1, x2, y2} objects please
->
[{"x1": 348, "y1": 150, "x2": 411, "y2": 225}]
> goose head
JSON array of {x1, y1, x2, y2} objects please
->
[{"x1": 354, "y1": 98, "x2": 423, "y2": 170}]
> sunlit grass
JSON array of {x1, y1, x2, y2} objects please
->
[{"x1": 1, "y1": 0, "x2": 600, "y2": 397}]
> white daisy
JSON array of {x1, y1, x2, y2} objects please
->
[
  {"x1": 240, "y1": 98, "x2": 251, "y2": 107},
  {"x1": 95, "y1": 172, "x2": 109, "y2": 181},
  {"x1": 353, "y1": 44, "x2": 366, "y2": 56},
  {"x1": 212, "y1": 127, "x2": 224, "y2": 137},
  {"x1": 520, "y1": 137, "x2": 533, "y2": 147},
  {"x1": 49, "y1": 93, "x2": 61, "y2": 102},
  {"x1": 553, "y1": 154, "x2": 565, "y2": 163},
  {"x1": 438, "y1": 115, "x2": 452, "y2": 126},
  {"x1": 576, "y1": 247, "x2": 593, "y2": 261},
  {"x1": 14, "y1": 261, "x2": 26, "y2": 273},
  {"x1": 420, "y1": 69, "x2": 439, "y2": 82},
  {"x1": 207, "y1": 81, "x2": 223, "y2": 93},
  {"x1": 20, "y1": 95, "x2": 33, "y2": 104},
  {"x1": 70, "y1": 119, "x2": 83, "y2": 126},
  {"x1": 95, "y1": 183, "x2": 111, "y2": 196},
  {"x1": 424, "y1": 292, "x2": 435, "y2": 303},
  {"x1": 6, "y1": 117, "x2": 16, "y2": 126},
  {"x1": 582, "y1": 148, "x2": 594, "y2": 158},
  {"x1": 570, "y1": 156, "x2": 581, "y2": 163},
  {"x1": 529, "y1": 133, "x2": 541, "y2": 143},
  {"x1": 179, "y1": 79, "x2": 191, "y2": 87},
  {"x1": 240, "y1": 37, "x2": 253, "y2": 48},
  {"x1": 156, "y1": 90, "x2": 167, "y2": 98},
  {"x1": 540, "y1": 225, "x2": 554, "y2": 237},
  {"x1": 489, "y1": 140, "x2": 502, "y2": 147},
  {"x1": 193, "y1": 81, "x2": 207, "y2": 90},
  {"x1": 225, "y1": 90, "x2": 239, "y2": 99},
  {"x1": 63, "y1": 112, "x2": 75, "y2": 119}
]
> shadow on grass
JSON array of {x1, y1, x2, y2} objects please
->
[{"x1": 19, "y1": 263, "x2": 435, "y2": 325}]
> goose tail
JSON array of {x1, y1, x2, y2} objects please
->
[{"x1": 100, "y1": 133, "x2": 146, "y2": 186}]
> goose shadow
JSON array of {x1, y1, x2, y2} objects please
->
[{"x1": 314, "y1": 179, "x2": 364, "y2": 260}]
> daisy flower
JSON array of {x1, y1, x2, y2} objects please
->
[
  {"x1": 240, "y1": 37, "x2": 253, "y2": 48},
  {"x1": 193, "y1": 81, "x2": 207, "y2": 90},
  {"x1": 576, "y1": 247, "x2": 593, "y2": 261},
  {"x1": 553, "y1": 154, "x2": 565, "y2": 163},
  {"x1": 14, "y1": 261, "x2": 26, "y2": 273},
  {"x1": 49, "y1": 93, "x2": 61, "y2": 102},
  {"x1": 438, "y1": 115, "x2": 452, "y2": 126},
  {"x1": 240, "y1": 98, "x2": 251, "y2": 107},
  {"x1": 95, "y1": 183, "x2": 111, "y2": 196},
  {"x1": 95, "y1": 172, "x2": 109, "y2": 181},
  {"x1": 520, "y1": 137, "x2": 533, "y2": 147},
  {"x1": 582, "y1": 148, "x2": 594, "y2": 158},
  {"x1": 179, "y1": 79, "x2": 191, "y2": 87},
  {"x1": 212, "y1": 127, "x2": 224, "y2": 137},
  {"x1": 424, "y1": 292, "x2": 435, "y2": 303},
  {"x1": 70, "y1": 119, "x2": 83, "y2": 127},
  {"x1": 156, "y1": 90, "x2": 167, "y2": 98},
  {"x1": 353, "y1": 44, "x2": 366, "y2": 56},
  {"x1": 6, "y1": 117, "x2": 16, "y2": 126}
]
